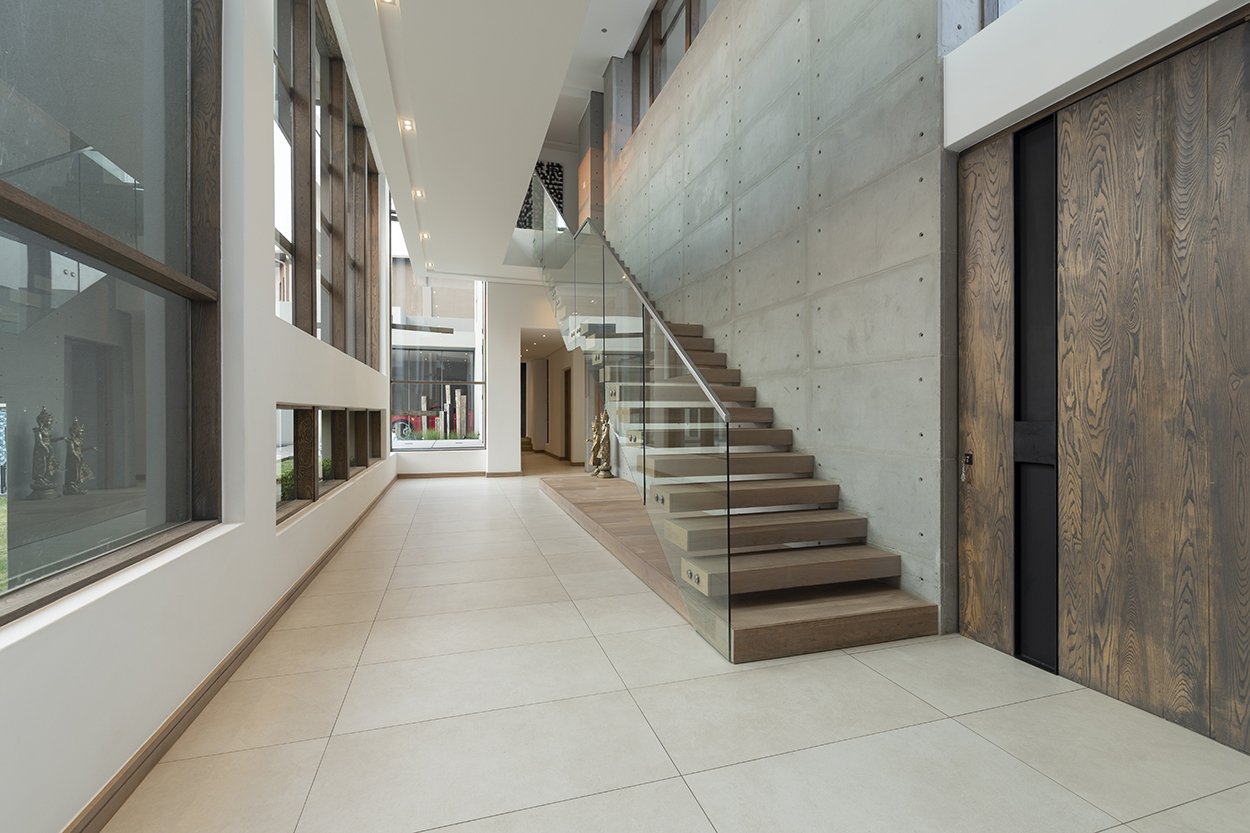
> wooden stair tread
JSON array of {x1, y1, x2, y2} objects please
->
[
  {"x1": 686, "y1": 351, "x2": 728, "y2": 367},
  {"x1": 680, "y1": 545, "x2": 900, "y2": 595},
  {"x1": 645, "y1": 451, "x2": 813, "y2": 477},
  {"x1": 676, "y1": 336, "x2": 715, "y2": 351},
  {"x1": 652, "y1": 478, "x2": 837, "y2": 511},
  {"x1": 732, "y1": 582, "x2": 935, "y2": 627},
  {"x1": 665, "y1": 323, "x2": 704, "y2": 337},
  {"x1": 640, "y1": 427, "x2": 793, "y2": 449},
  {"x1": 669, "y1": 509, "x2": 864, "y2": 533}
]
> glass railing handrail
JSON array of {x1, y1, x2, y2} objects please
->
[
  {"x1": 575, "y1": 217, "x2": 732, "y2": 424},
  {"x1": 529, "y1": 175, "x2": 731, "y2": 424}
]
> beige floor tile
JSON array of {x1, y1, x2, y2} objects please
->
[
  {"x1": 536, "y1": 537, "x2": 612, "y2": 556},
  {"x1": 322, "y1": 547, "x2": 401, "y2": 572},
  {"x1": 165, "y1": 668, "x2": 353, "y2": 760},
  {"x1": 557, "y1": 568, "x2": 648, "y2": 600},
  {"x1": 233, "y1": 623, "x2": 371, "y2": 681},
  {"x1": 414, "y1": 516, "x2": 526, "y2": 536},
  {"x1": 631, "y1": 654, "x2": 943, "y2": 772},
  {"x1": 303, "y1": 566, "x2": 393, "y2": 596},
  {"x1": 102, "y1": 739, "x2": 325, "y2": 833},
  {"x1": 842, "y1": 632, "x2": 960, "y2": 654},
  {"x1": 360, "y1": 602, "x2": 591, "y2": 664},
  {"x1": 376, "y1": 576, "x2": 570, "y2": 619},
  {"x1": 338, "y1": 534, "x2": 407, "y2": 553},
  {"x1": 959, "y1": 689, "x2": 1250, "y2": 822},
  {"x1": 543, "y1": 551, "x2": 624, "y2": 574},
  {"x1": 412, "y1": 506, "x2": 520, "y2": 522},
  {"x1": 273, "y1": 590, "x2": 384, "y2": 630},
  {"x1": 295, "y1": 692, "x2": 677, "y2": 833},
  {"x1": 435, "y1": 778, "x2": 716, "y2": 832},
  {"x1": 407, "y1": 528, "x2": 535, "y2": 549},
  {"x1": 853, "y1": 635, "x2": 1082, "y2": 715},
  {"x1": 350, "y1": 522, "x2": 411, "y2": 538},
  {"x1": 398, "y1": 540, "x2": 545, "y2": 564},
  {"x1": 1129, "y1": 783, "x2": 1250, "y2": 832},
  {"x1": 597, "y1": 624, "x2": 818, "y2": 688},
  {"x1": 389, "y1": 556, "x2": 553, "y2": 588},
  {"x1": 526, "y1": 524, "x2": 597, "y2": 542},
  {"x1": 684, "y1": 720, "x2": 1117, "y2": 833},
  {"x1": 574, "y1": 592, "x2": 688, "y2": 636},
  {"x1": 334, "y1": 638, "x2": 624, "y2": 733}
]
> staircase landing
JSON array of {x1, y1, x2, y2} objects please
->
[{"x1": 539, "y1": 475, "x2": 939, "y2": 662}]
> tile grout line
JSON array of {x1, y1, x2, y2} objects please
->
[
  {"x1": 1117, "y1": 778, "x2": 1250, "y2": 828},
  {"x1": 291, "y1": 490, "x2": 406, "y2": 832}
]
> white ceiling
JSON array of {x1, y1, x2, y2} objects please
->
[
  {"x1": 521, "y1": 327, "x2": 565, "y2": 359},
  {"x1": 330, "y1": 0, "x2": 652, "y2": 285}
]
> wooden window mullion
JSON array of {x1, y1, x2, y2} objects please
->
[{"x1": 331, "y1": 59, "x2": 347, "y2": 351}]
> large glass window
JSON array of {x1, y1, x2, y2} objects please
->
[
  {"x1": 315, "y1": 24, "x2": 334, "y2": 345},
  {"x1": 276, "y1": 408, "x2": 295, "y2": 510},
  {"x1": 0, "y1": 1, "x2": 190, "y2": 272},
  {"x1": 274, "y1": 0, "x2": 295, "y2": 322},
  {"x1": 0, "y1": 217, "x2": 190, "y2": 596},
  {"x1": 390, "y1": 213, "x2": 486, "y2": 450}
]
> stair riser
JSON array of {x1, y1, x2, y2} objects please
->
[
  {"x1": 609, "y1": 385, "x2": 756, "y2": 404},
  {"x1": 676, "y1": 336, "x2": 716, "y2": 352},
  {"x1": 731, "y1": 606, "x2": 938, "y2": 663},
  {"x1": 617, "y1": 407, "x2": 773, "y2": 424},
  {"x1": 680, "y1": 553, "x2": 901, "y2": 597},
  {"x1": 645, "y1": 456, "x2": 814, "y2": 478},
  {"x1": 632, "y1": 429, "x2": 793, "y2": 450},
  {"x1": 666, "y1": 517, "x2": 868, "y2": 551},
  {"x1": 655, "y1": 483, "x2": 838, "y2": 512}
]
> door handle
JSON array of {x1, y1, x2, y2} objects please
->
[{"x1": 960, "y1": 452, "x2": 973, "y2": 483}]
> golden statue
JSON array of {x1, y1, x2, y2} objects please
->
[
  {"x1": 589, "y1": 411, "x2": 605, "y2": 474},
  {"x1": 30, "y1": 406, "x2": 64, "y2": 500},
  {"x1": 63, "y1": 418, "x2": 97, "y2": 495},
  {"x1": 595, "y1": 410, "x2": 614, "y2": 479}
]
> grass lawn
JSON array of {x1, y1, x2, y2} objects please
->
[{"x1": 1, "y1": 495, "x2": 7, "y2": 593}]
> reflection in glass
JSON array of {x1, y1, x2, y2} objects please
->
[
  {"x1": 0, "y1": 217, "x2": 190, "y2": 597},
  {"x1": 276, "y1": 409, "x2": 295, "y2": 509},
  {"x1": 0, "y1": 1, "x2": 189, "y2": 272},
  {"x1": 638, "y1": 37, "x2": 652, "y2": 122},
  {"x1": 275, "y1": 243, "x2": 293, "y2": 322},
  {"x1": 660, "y1": 7, "x2": 686, "y2": 91}
]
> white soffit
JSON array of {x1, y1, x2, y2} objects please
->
[
  {"x1": 944, "y1": 0, "x2": 1246, "y2": 151},
  {"x1": 334, "y1": 0, "x2": 593, "y2": 284}
]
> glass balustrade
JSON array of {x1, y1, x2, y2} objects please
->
[{"x1": 531, "y1": 175, "x2": 732, "y2": 658}]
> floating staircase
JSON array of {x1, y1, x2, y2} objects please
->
[
  {"x1": 599, "y1": 269, "x2": 939, "y2": 663},
  {"x1": 521, "y1": 436, "x2": 534, "y2": 453},
  {"x1": 530, "y1": 174, "x2": 938, "y2": 662}
]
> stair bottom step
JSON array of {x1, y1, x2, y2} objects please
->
[{"x1": 728, "y1": 581, "x2": 938, "y2": 663}]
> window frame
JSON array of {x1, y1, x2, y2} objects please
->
[
  {"x1": 0, "y1": 0, "x2": 224, "y2": 627},
  {"x1": 632, "y1": 0, "x2": 708, "y2": 130}
]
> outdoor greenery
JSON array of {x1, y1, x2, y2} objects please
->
[
  {"x1": 0, "y1": 496, "x2": 8, "y2": 594},
  {"x1": 321, "y1": 456, "x2": 332, "y2": 480},
  {"x1": 277, "y1": 459, "x2": 296, "y2": 503}
]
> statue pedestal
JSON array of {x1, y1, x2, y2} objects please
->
[{"x1": 29, "y1": 485, "x2": 59, "y2": 500}]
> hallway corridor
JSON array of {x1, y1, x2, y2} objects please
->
[{"x1": 102, "y1": 455, "x2": 1250, "y2": 833}]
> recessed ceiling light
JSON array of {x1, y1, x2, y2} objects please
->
[
  {"x1": 421, "y1": 232, "x2": 430, "y2": 239},
  {"x1": 413, "y1": 189, "x2": 424, "y2": 198},
  {"x1": 426, "y1": 262, "x2": 434, "y2": 269},
  {"x1": 380, "y1": 0, "x2": 396, "y2": 4},
  {"x1": 400, "y1": 118, "x2": 414, "y2": 131}
]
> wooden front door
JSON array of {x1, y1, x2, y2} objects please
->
[{"x1": 956, "y1": 134, "x2": 1016, "y2": 655}]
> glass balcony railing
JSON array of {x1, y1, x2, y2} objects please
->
[{"x1": 531, "y1": 175, "x2": 733, "y2": 658}]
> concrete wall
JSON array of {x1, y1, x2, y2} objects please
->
[
  {"x1": 603, "y1": 0, "x2": 962, "y2": 620},
  {"x1": 0, "y1": 3, "x2": 396, "y2": 831},
  {"x1": 945, "y1": 0, "x2": 1245, "y2": 150}
]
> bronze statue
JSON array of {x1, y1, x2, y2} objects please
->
[
  {"x1": 30, "y1": 406, "x2": 64, "y2": 500},
  {"x1": 589, "y1": 411, "x2": 605, "y2": 474},
  {"x1": 63, "y1": 418, "x2": 97, "y2": 495},
  {"x1": 595, "y1": 410, "x2": 614, "y2": 479}
]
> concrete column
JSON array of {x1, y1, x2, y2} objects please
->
[
  {"x1": 578, "y1": 91, "x2": 605, "y2": 228},
  {"x1": 602, "y1": 57, "x2": 632, "y2": 200}
]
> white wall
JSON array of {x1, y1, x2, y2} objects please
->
[
  {"x1": 396, "y1": 281, "x2": 557, "y2": 476},
  {"x1": 944, "y1": 0, "x2": 1244, "y2": 150},
  {"x1": 0, "y1": 3, "x2": 395, "y2": 831}
]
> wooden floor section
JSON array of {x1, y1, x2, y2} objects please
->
[{"x1": 539, "y1": 475, "x2": 692, "y2": 623}]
